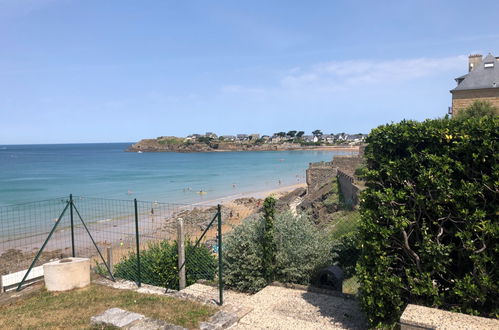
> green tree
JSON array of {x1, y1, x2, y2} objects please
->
[
  {"x1": 312, "y1": 129, "x2": 323, "y2": 137},
  {"x1": 296, "y1": 131, "x2": 305, "y2": 138},
  {"x1": 262, "y1": 196, "x2": 277, "y2": 282},
  {"x1": 287, "y1": 130, "x2": 297, "y2": 138},
  {"x1": 275, "y1": 132, "x2": 286, "y2": 138},
  {"x1": 455, "y1": 100, "x2": 498, "y2": 120}
]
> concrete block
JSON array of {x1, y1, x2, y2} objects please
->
[
  {"x1": 43, "y1": 257, "x2": 90, "y2": 291},
  {"x1": 400, "y1": 304, "x2": 499, "y2": 330},
  {"x1": 91, "y1": 308, "x2": 145, "y2": 328}
]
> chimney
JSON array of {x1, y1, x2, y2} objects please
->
[{"x1": 468, "y1": 54, "x2": 483, "y2": 72}]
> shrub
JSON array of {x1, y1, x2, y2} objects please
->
[
  {"x1": 114, "y1": 240, "x2": 216, "y2": 290},
  {"x1": 223, "y1": 212, "x2": 331, "y2": 293},
  {"x1": 262, "y1": 197, "x2": 277, "y2": 282},
  {"x1": 357, "y1": 116, "x2": 499, "y2": 327},
  {"x1": 330, "y1": 231, "x2": 360, "y2": 278},
  {"x1": 455, "y1": 100, "x2": 498, "y2": 120}
]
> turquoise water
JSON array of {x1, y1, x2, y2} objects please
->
[{"x1": 0, "y1": 143, "x2": 350, "y2": 207}]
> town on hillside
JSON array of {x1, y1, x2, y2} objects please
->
[{"x1": 182, "y1": 130, "x2": 367, "y2": 145}]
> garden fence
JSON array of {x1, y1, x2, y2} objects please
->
[{"x1": 0, "y1": 195, "x2": 231, "y2": 304}]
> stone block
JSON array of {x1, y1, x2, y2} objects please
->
[
  {"x1": 43, "y1": 257, "x2": 90, "y2": 291},
  {"x1": 90, "y1": 308, "x2": 145, "y2": 328},
  {"x1": 400, "y1": 304, "x2": 499, "y2": 330}
]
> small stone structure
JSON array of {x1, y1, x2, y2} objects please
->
[
  {"x1": 306, "y1": 146, "x2": 364, "y2": 206},
  {"x1": 306, "y1": 161, "x2": 337, "y2": 192},
  {"x1": 400, "y1": 304, "x2": 499, "y2": 330},
  {"x1": 43, "y1": 257, "x2": 90, "y2": 291},
  {"x1": 337, "y1": 170, "x2": 360, "y2": 206}
]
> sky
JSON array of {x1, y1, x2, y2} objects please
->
[{"x1": 1, "y1": 0, "x2": 498, "y2": 144}]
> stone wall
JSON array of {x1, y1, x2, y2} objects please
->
[
  {"x1": 331, "y1": 155, "x2": 362, "y2": 176},
  {"x1": 451, "y1": 88, "x2": 499, "y2": 115},
  {"x1": 337, "y1": 170, "x2": 360, "y2": 206},
  {"x1": 306, "y1": 161, "x2": 337, "y2": 192}
]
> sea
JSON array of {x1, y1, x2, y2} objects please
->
[{"x1": 0, "y1": 143, "x2": 351, "y2": 207}]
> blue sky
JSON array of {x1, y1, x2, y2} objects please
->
[{"x1": 1, "y1": 0, "x2": 498, "y2": 144}]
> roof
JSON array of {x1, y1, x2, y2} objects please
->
[{"x1": 451, "y1": 53, "x2": 499, "y2": 92}]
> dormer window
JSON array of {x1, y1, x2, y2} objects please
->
[{"x1": 484, "y1": 62, "x2": 494, "y2": 68}]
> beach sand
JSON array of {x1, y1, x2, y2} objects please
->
[
  {"x1": 0, "y1": 183, "x2": 306, "y2": 275},
  {"x1": 194, "y1": 183, "x2": 306, "y2": 206}
]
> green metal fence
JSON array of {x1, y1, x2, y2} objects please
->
[{"x1": 0, "y1": 195, "x2": 224, "y2": 304}]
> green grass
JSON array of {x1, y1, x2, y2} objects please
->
[
  {"x1": 0, "y1": 284, "x2": 216, "y2": 329},
  {"x1": 326, "y1": 210, "x2": 360, "y2": 238},
  {"x1": 157, "y1": 137, "x2": 184, "y2": 145}
]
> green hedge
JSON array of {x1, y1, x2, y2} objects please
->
[
  {"x1": 114, "y1": 240, "x2": 216, "y2": 290},
  {"x1": 357, "y1": 116, "x2": 498, "y2": 327}
]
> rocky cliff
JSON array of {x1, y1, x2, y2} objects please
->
[{"x1": 127, "y1": 138, "x2": 324, "y2": 152}]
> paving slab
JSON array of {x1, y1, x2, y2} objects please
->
[{"x1": 91, "y1": 307, "x2": 145, "y2": 328}]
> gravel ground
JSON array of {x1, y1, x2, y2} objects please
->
[{"x1": 180, "y1": 283, "x2": 367, "y2": 329}]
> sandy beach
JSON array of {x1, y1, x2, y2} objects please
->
[
  {"x1": 194, "y1": 183, "x2": 306, "y2": 206},
  {"x1": 0, "y1": 183, "x2": 306, "y2": 276}
]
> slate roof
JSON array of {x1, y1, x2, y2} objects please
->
[{"x1": 452, "y1": 54, "x2": 499, "y2": 92}]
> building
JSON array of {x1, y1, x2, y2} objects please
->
[
  {"x1": 221, "y1": 135, "x2": 236, "y2": 141},
  {"x1": 236, "y1": 134, "x2": 249, "y2": 141},
  {"x1": 450, "y1": 53, "x2": 499, "y2": 116}
]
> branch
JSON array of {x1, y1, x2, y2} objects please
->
[{"x1": 401, "y1": 229, "x2": 421, "y2": 271}]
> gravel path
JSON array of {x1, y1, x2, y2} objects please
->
[{"x1": 180, "y1": 283, "x2": 366, "y2": 329}]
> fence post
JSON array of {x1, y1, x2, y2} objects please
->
[
  {"x1": 217, "y1": 204, "x2": 223, "y2": 305},
  {"x1": 70, "y1": 194, "x2": 75, "y2": 257},
  {"x1": 107, "y1": 247, "x2": 113, "y2": 275},
  {"x1": 177, "y1": 217, "x2": 186, "y2": 290},
  {"x1": 134, "y1": 199, "x2": 141, "y2": 287}
]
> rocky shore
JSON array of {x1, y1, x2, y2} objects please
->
[{"x1": 127, "y1": 138, "x2": 358, "y2": 153}]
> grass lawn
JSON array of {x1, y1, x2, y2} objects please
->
[{"x1": 0, "y1": 284, "x2": 216, "y2": 329}]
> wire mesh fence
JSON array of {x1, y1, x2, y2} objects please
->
[{"x1": 0, "y1": 195, "x2": 261, "y2": 304}]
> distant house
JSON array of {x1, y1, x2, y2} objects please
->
[
  {"x1": 261, "y1": 135, "x2": 270, "y2": 141},
  {"x1": 450, "y1": 53, "x2": 499, "y2": 116},
  {"x1": 270, "y1": 135, "x2": 284, "y2": 143},
  {"x1": 346, "y1": 134, "x2": 364, "y2": 143},
  {"x1": 236, "y1": 134, "x2": 249, "y2": 141},
  {"x1": 302, "y1": 135, "x2": 318, "y2": 143},
  {"x1": 321, "y1": 134, "x2": 334, "y2": 143},
  {"x1": 250, "y1": 133, "x2": 260, "y2": 140},
  {"x1": 205, "y1": 132, "x2": 218, "y2": 139},
  {"x1": 221, "y1": 135, "x2": 236, "y2": 141},
  {"x1": 334, "y1": 133, "x2": 348, "y2": 142}
]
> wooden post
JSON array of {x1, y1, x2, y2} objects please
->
[
  {"x1": 177, "y1": 218, "x2": 186, "y2": 290},
  {"x1": 107, "y1": 247, "x2": 113, "y2": 275}
]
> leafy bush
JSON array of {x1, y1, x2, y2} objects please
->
[
  {"x1": 114, "y1": 240, "x2": 216, "y2": 290},
  {"x1": 262, "y1": 197, "x2": 277, "y2": 282},
  {"x1": 357, "y1": 116, "x2": 499, "y2": 327},
  {"x1": 330, "y1": 232, "x2": 360, "y2": 278},
  {"x1": 455, "y1": 100, "x2": 498, "y2": 120},
  {"x1": 223, "y1": 212, "x2": 331, "y2": 293}
]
